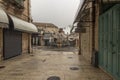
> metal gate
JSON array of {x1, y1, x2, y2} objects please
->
[
  {"x1": 99, "y1": 4, "x2": 120, "y2": 80},
  {"x1": 3, "y1": 29, "x2": 22, "y2": 59}
]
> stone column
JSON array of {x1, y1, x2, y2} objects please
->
[{"x1": 28, "y1": 34, "x2": 32, "y2": 53}]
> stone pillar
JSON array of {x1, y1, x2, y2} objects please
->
[
  {"x1": 95, "y1": 2, "x2": 99, "y2": 51},
  {"x1": 28, "y1": 34, "x2": 32, "y2": 53},
  {"x1": 22, "y1": 33, "x2": 29, "y2": 54}
]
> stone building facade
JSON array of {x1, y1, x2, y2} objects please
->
[
  {"x1": 73, "y1": 0, "x2": 93, "y2": 62},
  {"x1": 33, "y1": 22, "x2": 59, "y2": 46},
  {"x1": 34, "y1": 22, "x2": 59, "y2": 33},
  {"x1": 0, "y1": 0, "x2": 38, "y2": 60}
]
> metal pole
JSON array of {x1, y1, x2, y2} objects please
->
[{"x1": 92, "y1": 0, "x2": 95, "y2": 53}]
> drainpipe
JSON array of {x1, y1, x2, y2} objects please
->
[
  {"x1": 92, "y1": 0, "x2": 96, "y2": 53},
  {"x1": 28, "y1": 0, "x2": 32, "y2": 53}
]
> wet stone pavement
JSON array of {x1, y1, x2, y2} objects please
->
[{"x1": 0, "y1": 47, "x2": 113, "y2": 80}]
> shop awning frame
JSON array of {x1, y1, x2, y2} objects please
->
[{"x1": 9, "y1": 15, "x2": 38, "y2": 33}]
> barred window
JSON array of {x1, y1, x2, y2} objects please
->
[{"x1": 15, "y1": 0, "x2": 25, "y2": 7}]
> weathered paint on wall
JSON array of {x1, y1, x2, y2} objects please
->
[{"x1": 28, "y1": 34, "x2": 32, "y2": 53}]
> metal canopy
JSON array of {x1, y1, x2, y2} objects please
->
[
  {"x1": 0, "y1": 7, "x2": 9, "y2": 28},
  {"x1": 74, "y1": 0, "x2": 93, "y2": 23},
  {"x1": 9, "y1": 15, "x2": 38, "y2": 33},
  {"x1": 71, "y1": 0, "x2": 94, "y2": 32},
  {"x1": 76, "y1": 0, "x2": 94, "y2": 28}
]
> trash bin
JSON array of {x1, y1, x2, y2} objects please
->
[{"x1": 91, "y1": 50, "x2": 98, "y2": 67}]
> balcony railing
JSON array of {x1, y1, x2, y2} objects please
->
[{"x1": 4, "y1": 0, "x2": 25, "y2": 9}]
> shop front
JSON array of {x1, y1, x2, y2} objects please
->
[{"x1": 0, "y1": 7, "x2": 38, "y2": 59}]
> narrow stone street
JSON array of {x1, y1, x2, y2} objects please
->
[{"x1": 0, "y1": 47, "x2": 112, "y2": 80}]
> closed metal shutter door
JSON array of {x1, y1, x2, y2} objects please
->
[
  {"x1": 3, "y1": 29, "x2": 22, "y2": 59},
  {"x1": 99, "y1": 4, "x2": 120, "y2": 80}
]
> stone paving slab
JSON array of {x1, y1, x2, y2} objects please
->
[{"x1": 0, "y1": 48, "x2": 113, "y2": 80}]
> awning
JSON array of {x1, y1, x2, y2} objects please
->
[
  {"x1": 0, "y1": 7, "x2": 9, "y2": 28},
  {"x1": 9, "y1": 15, "x2": 38, "y2": 33}
]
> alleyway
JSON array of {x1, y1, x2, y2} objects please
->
[{"x1": 0, "y1": 47, "x2": 112, "y2": 80}]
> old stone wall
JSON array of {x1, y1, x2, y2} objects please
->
[
  {"x1": 22, "y1": 33, "x2": 29, "y2": 53},
  {"x1": 81, "y1": 27, "x2": 92, "y2": 62}
]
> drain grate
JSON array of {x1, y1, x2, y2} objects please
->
[
  {"x1": 30, "y1": 54, "x2": 34, "y2": 56},
  {"x1": 70, "y1": 67, "x2": 79, "y2": 70},
  {"x1": 0, "y1": 66, "x2": 5, "y2": 69},
  {"x1": 47, "y1": 76, "x2": 60, "y2": 80}
]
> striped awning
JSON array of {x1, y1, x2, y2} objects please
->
[
  {"x1": 9, "y1": 15, "x2": 38, "y2": 33},
  {"x1": 0, "y1": 7, "x2": 9, "y2": 28}
]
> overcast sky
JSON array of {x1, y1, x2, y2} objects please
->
[{"x1": 31, "y1": 0, "x2": 80, "y2": 33}]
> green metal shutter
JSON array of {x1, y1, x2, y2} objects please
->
[
  {"x1": 107, "y1": 10, "x2": 113, "y2": 73},
  {"x1": 112, "y1": 9, "x2": 117, "y2": 75},
  {"x1": 116, "y1": 7, "x2": 120, "y2": 78},
  {"x1": 99, "y1": 4, "x2": 120, "y2": 80}
]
